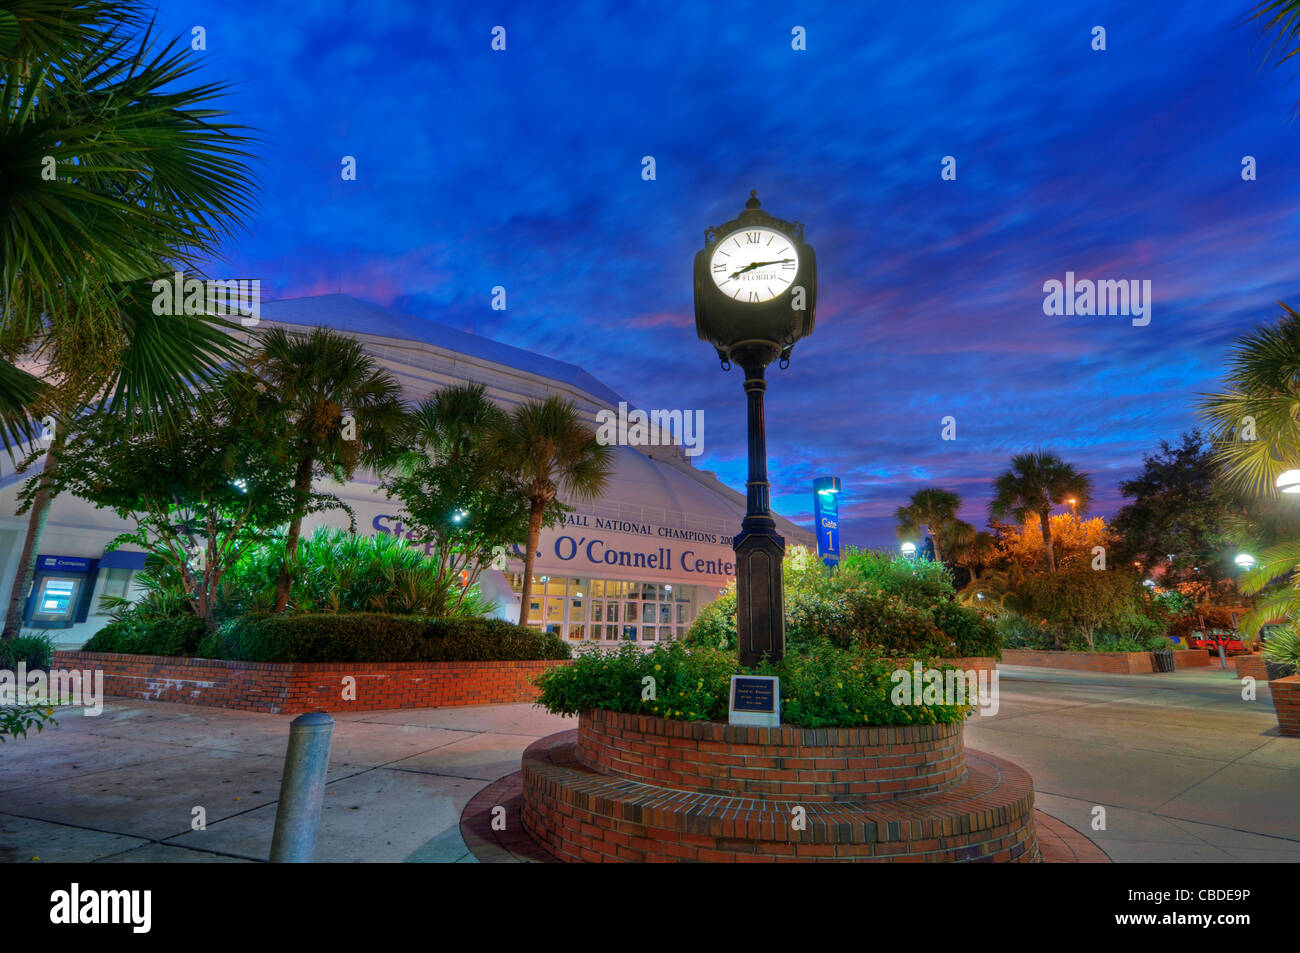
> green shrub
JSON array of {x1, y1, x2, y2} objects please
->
[
  {"x1": 926, "y1": 601, "x2": 1001, "y2": 658},
  {"x1": 684, "y1": 586, "x2": 738, "y2": 650},
  {"x1": 838, "y1": 547, "x2": 956, "y2": 608},
  {"x1": 841, "y1": 592, "x2": 950, "y2": 657},
  {"x1": 533, "y1": 640, "x2": 973, "y2": 728},
  {"x1": 995, "y1": 612, "x2": 1047, "y2": 648},
  {"x1": 209, "y1": 613, "x2": 570, "y2": 663},
  {"x1": 1263, "y1": 624, "x2": 1300, "y2": 678},
  {"x1": 766, "y1": 643, "x2": 972, "y2": 727},
  {"x1": 535, "y1": 642, "x2": 735, "y2": 721},
  {"x1": 220, "y1": 527, "x2": 489, "y2": 617},
  {"x1": 0, "y1": 633, "x2": 54, "y2": 670},
  {"x1": 83, "y1": 615, "x2": 208, "y2": 657}
]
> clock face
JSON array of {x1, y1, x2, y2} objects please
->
[{"x1": 708, "y1": 226, "x2": 799, "y2": 303}]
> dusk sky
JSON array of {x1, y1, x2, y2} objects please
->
[{"x1": 167, "y1": 0, "x2": 1300, "y2": 548}]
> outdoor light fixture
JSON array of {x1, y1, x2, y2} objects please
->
[
  {"x1": 901, "y1": 542, "x2": 917, "y2": 557},
  {"x1": 694, "y1": 191, "x2": 817, "y2": 668},
  {"x1": 1277, "y1": 469, "x2": 1300, "y2": 493},
  {"x1": 1143, "y1": 579, "x2": 1156, "y2": 588},
  {"x1": 1235, "y1": 553, "x2": 1256, "y2": 568}
]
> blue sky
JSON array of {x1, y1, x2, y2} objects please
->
[{"x1": 165, "y1": 0, "x2": 1300, "y2": 547}]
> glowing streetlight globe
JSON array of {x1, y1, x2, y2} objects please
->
[
  {"x1": 1234, "y1": 553, "x2": 1256, "y2": 569},
  {"x1": 1276, "y1": 470, "x2": 1300, "y2": 493},
  {"x1": 901, "y1": 542, "x2": 917, "y2": 557}
]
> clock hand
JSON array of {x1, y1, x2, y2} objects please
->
[{"x1": 728, "y1": 258, "x2": 795, "y2": 280}]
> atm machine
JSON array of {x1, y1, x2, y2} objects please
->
[{"x1": 24, "y1": 554, "x2": 99, "y2": 628}]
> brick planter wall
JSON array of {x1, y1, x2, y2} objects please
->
[
  {"x1": 52, "y1": 650, "x2": 567, "y2": 715},
  {"x1": 576, "y1": 709, "x2": 966, "y2": 801},
  {"x1": 895, "y1": 656, "x2": 998, "y2": 675},
  {"x1": 1172, "y1": 650, "x2": 1214, "y2": 669},
  {"x1": 1234, "y1": 654, "x2": 1269, "y2": 681},
  {"x1": 1000, "y1": 649, "x2": 1156, "y2": 674},
  {"x1": 1272, "y1": 675, "x2": 1300, "y2": 738}
]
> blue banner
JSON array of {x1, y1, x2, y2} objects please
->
[{"x1": 812, "y1": 477, "x2": 841, "y2": 568}]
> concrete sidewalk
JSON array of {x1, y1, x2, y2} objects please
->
[
  {"x1": 0, "y1": 664, "x2": 1295, "y2": 862},
  {"x1": 0, "y1": 700, "x2": 570, "y2": 863},
  {"x1": 969, "y1": 665, "x2": 1300, "y2": 862}
]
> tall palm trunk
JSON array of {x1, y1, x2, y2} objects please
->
[
  {"x1": 2, "y1": 428, "x2": 67, "y2": 640},
  {"x1": 928, "y1": 525, "x2": 944, "y2": 563},
  {"x1": 1040, "y1": 511, "x2": 1056, "y2": 572},
  {"x1": 273, "y1": 455, "x2": 315, "y2": 612},
  {"x1": 516, "y1": 501, "x2": 546, "y2": 626}
]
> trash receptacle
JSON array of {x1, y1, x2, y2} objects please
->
[{"x1": 1153, "y1": 649, "x2": 1175, "y2": 673}]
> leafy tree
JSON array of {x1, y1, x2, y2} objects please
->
[
  {"x1": 894, "y1": 487, "x2": 962, "y2": 563},
  {"x1": 381, "y1": 384, "x2": 531, "y2": 614},
  {"x1": 493, "y1": 396, "x2": 614, "y2": 627},
  {"x1": 998, "y1": 514, "x2": 1116, "y2": 571},
  {"x1": 1111, "y1": 431, "x2": 1237, "y2": 585},
  {"x1": 34, "y1": 376, "x2": 300, "y2": 629},
  {"x1": 990, "y1": 451, "x2": 1093, "y2": 572},
  {"x1": 0, "y1": 2, "x2": 257, "y2": 637},
  {"x1": 250, "y1": 327, "x2": 406, "y2": 612},
  {"x1": 1013, "y1": 566, "x2": 1144, "y2": 650}
]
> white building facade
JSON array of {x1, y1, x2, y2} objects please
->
[{"x1": 0, "y1": 294, "x2": 814, "y2": 648}]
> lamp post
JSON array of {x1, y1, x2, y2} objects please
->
[
  {"x1": 1276, "y1": 470, "x2": 1300, "y2": 494},
  {"x1": 694, "y1": 192, "x2": 817, "y2": 667}
]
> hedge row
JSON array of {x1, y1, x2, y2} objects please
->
[{"x1": 84, "y1": 612, "x2": 570, "y2": 664}]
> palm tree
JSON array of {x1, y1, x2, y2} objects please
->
[
  {"x1": 1199, "y1": 304, "x2": 1300, "y2": 497},
  {"x1": 990, "y1": 451, "x2": 1093, "y2": 572},
  {"x1": 894, "y1": 488, "x2": 962, "y2": 563},
  {"x1": 494, "y1": 397, "x2": 614, "y2": 627},
  {"x1": 251, "y1": 327, "x2": 406, "y2": 612},
  {"x1": 1245, "y1": 1, "x2": 1300, "y2": 112},
  {"x1": 1, "y1": 1, "x2": 256, "y2": 434},
  {"x1": 383, "y1": 383, "x2": 530, "y2": 613},
  {"x1": 947, "y1": 521, "x2": 999, "y2": 581},
  {"x1": 0, "y1": 3, "x2": 256, "y2": 638}
]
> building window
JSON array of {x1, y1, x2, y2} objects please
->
[{"x1": 509, "y1": 573, "x2": 706, "y2": 644}]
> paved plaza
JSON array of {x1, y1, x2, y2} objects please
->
[{"x1": 0, "y1": 665, "x2": 1295, "y2": 863}]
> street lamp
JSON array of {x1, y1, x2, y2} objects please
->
[
  {"x1": 1234, "y1": 552, "x2": 1256, "y2": 569},
  {"x1": 694, "y1": 191, "x2": 817, "y2": 667},
  {"x1": 1066, "y1": 497, "x2": 1077, "y2": 516},
  {"x1": 1277, "y1": 470, "x2": 1300, "y2": 494},
  {"x1": 901, "y1": 541, "x2": 918, "y2": 559}
]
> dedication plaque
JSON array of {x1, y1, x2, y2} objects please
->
[{"x1": 728, "y1": 675, "x2": 780, "y2": 728}]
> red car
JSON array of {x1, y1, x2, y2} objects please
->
[{"x1": 1186, "y1": 632, "x2": 1246, "y2": 653}]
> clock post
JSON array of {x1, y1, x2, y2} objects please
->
[{"x1": 693, "y1": 192, "x2": 817, "y2": 668}]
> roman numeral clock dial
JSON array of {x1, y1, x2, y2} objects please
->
[{"x1": 709, "y1": 226, "x2": 799, "y2": 303}]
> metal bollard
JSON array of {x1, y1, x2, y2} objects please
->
[
  {"x1": 1218, "y1": 643, "x2": 1228, "y2": 671},
  {"x1": 270, "y1": 712, "x2": 334, "y2": 862}
]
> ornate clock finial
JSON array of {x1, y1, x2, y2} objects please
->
[{"x1": 746, "y1": 190, "x2": 761, "y2": 209}]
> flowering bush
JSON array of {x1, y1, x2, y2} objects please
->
[
  {"x1": 533, "y1": 640, "x2": 973, "y2": 727},
  {"x1": 684, "y1": 547, "x2": 1000, "y2": 660}
]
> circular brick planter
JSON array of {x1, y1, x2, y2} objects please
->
[
  {"x1": 521, "y1": 710, "x2": 1040, "y2": 863},
  {"x1": 577, "y1": 709, "x2": 966, "y2": 801}
]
